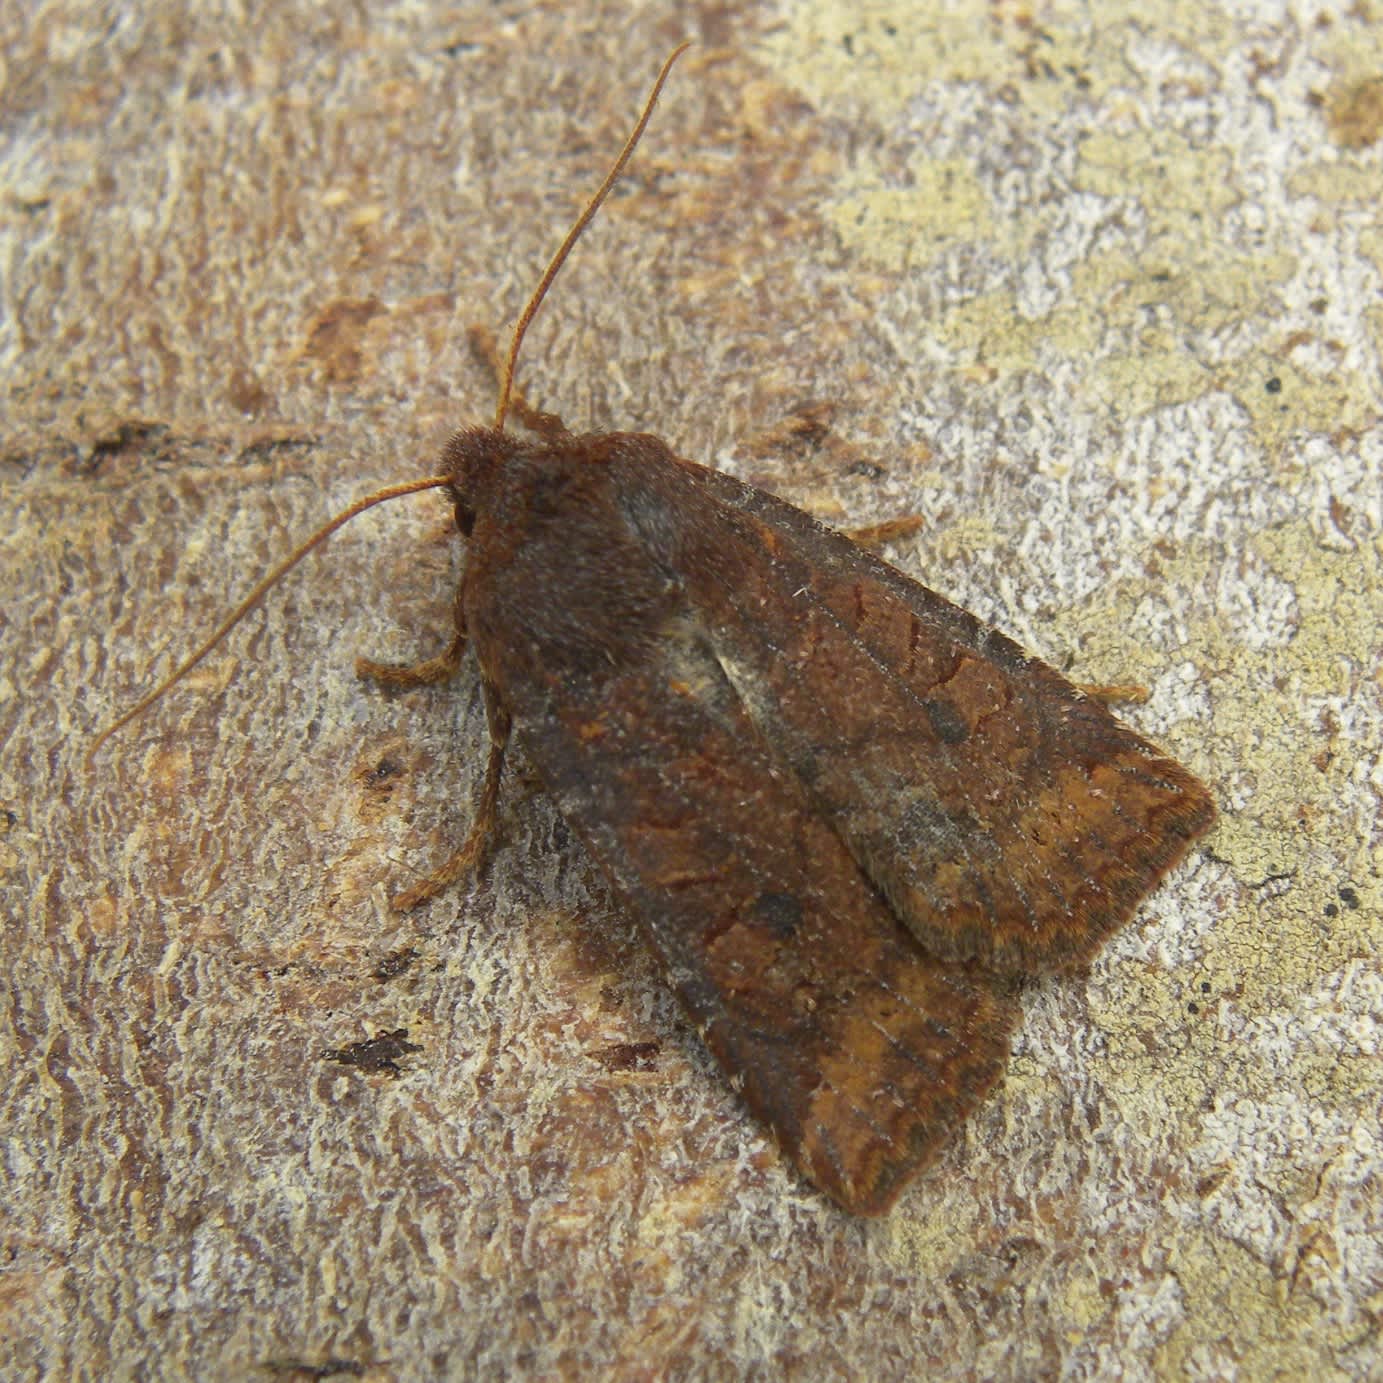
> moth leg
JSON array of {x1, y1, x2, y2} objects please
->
[
  {"x1": 390, "y1": 683, "x2": 512, "y2": 912},
  {"x1": 1078, "y1": 682, "x2": 1150, "y2": 705},
  {"x1": 846, "y1": 515, "x2": 924, "y2": 549},
  {"x1": 357, "y1": 586, "x2": 469, "y2": 688},
  {"x1": 356, "y1": 634, "x2": 466, "y2": 688},
  {"x1": 466, "y1": 324, "x2": 570, "y2": 438}
]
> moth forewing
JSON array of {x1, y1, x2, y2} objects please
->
[{"x1": 676, "y1": 462, "x2": 1217, "y2": 975}]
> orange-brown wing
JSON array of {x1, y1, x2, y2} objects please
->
[
  {"x1": 612, "y1": 447, "x2": 1215, "y2": 975},
  {"x1": 511, "y1": 619, "x2": 1019, "y2": 1215}
]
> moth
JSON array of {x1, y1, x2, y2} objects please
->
[{"x1": 95, "y1": 46, "x2": 1216, "y2": 1214}]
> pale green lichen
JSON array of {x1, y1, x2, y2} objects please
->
[
  {"x1": 1076, "y1": 128, "x2": 1236, "y2": 219},
  {"x1": 760, "y1": 0, "x2": 1248, "y2": 123},
  {"x1": 1158, "y1": 1230, "x2": 1359, "y2": 1380},
  {"x1": 1289, "y1": 160, "x2": 1383, "y2": 205},
  {"x1": 940, "y1": 291, "x2": 1102, "y2": 377},
  {"x1": 824, "y1": 162, "x2": 992, "y2": 275}
]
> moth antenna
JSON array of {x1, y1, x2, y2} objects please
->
[
  {"x1": 88, "y1": 474, "x2": 454, "y2": 762},
  {"x1": 494, "y1": 40, "x2": 691, "y2": 431}
]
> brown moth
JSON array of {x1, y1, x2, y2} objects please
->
[{"x1": 95, "y1": 46, "x2": 1216, "y2": 1214}]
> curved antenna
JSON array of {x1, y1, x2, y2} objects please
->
[
  {"x1": 493, "y1": 41, "x2": 691, "y2": 431},
  {"x1": 87, "y1": 473, "x2": 453, "y2": 761}
]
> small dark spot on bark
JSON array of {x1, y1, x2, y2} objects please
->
[
  {"x1": 1337, "y1": 884, "x2": 1359, "y2": 909},
  {"x1": 1197, "y1": 1168, "x2": 1229, "y2": 1197},
  {"x1": 365, "y1": 756, "x2": 403, "y2": 787},
  {"x1": 593, "y1": 1040, "x2": 661, "y2": 1071},
  {"x1": 1265, "y1": 376, "x2": 1282, "y2": 394},
  {"x1": 372, "y1": 948, "x2": 419, "y2": 982},
  {"x1": 322, "y1": 1028, "x2": 422, "y2": 1076},
  {"x1": 262, "y1": 1360, "x2": 370, "y2": 1380},
  {"x1": 847, "y1": 460, "x2": 885, "y2": 479}
]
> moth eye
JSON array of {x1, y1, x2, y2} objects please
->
[{"x1": 454, "y1": 502, "x2": 475, "y2": 537}]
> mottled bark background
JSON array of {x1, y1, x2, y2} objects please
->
[{"x1": 2, "y1": 1, "x2": 1379, "y2": 1378}]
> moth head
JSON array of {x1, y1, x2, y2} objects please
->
[{"x1": 442, "y1": 426, "x2": 515, "y2": 536}]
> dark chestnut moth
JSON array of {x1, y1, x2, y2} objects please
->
[{"x1": 94, "y1": 46, "x2": 1216, "y2": 1215}]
